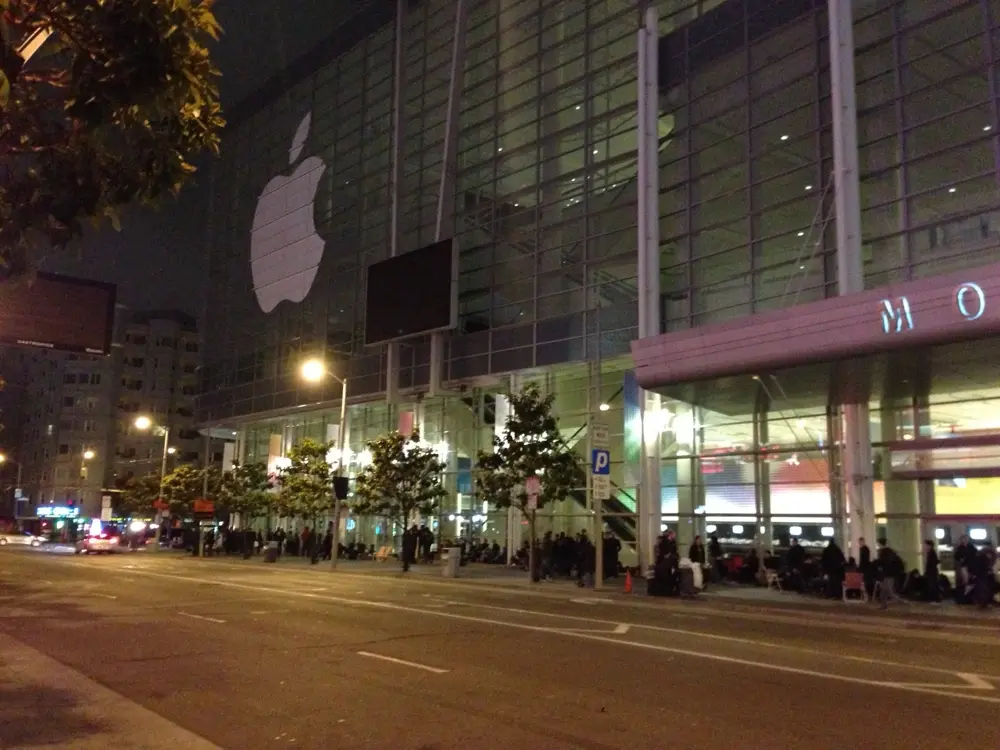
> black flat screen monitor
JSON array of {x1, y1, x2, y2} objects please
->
[
  {"x1": 0, "y1": 272, "x2": 116, "y2": 355},
  {"x1": 364, "y1": 239, "x2": 456, "y2": 346}
]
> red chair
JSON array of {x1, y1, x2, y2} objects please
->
[{"x1": 843, "y1": 571, "x2": 867, "y2": 603}]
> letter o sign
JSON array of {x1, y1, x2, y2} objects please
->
[{"x1": 956, "y1": 282, "x2": 986, "y2": 322}]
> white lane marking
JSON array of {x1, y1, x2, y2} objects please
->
[
  {"x1": 178, "y1": 611, "x2": 226, "y2": 624},
  {"x1": 552, "y1": 623, "x2": 631, "y2": 635},
  {"x1": 108, "y1": 567, "x2": 1000, "y2": 704},
  {"x1": 570, "y1": 597, "x2": 613, "y2": 605},
  {"x1": 92, "y1": 593, "x2": 118, "y2": 600},
  {"x1": 430, "y1": 597, "x2": 997, "y2": 680},
  {"x1": 890, "y1": 673, "x2": 995, "y2": 691},
  {"x1": 357, "y1": 651, "x2": 449, "y2": 674},
  {"x1": 41, "y1": 555, "x2": 1000, "y2": 635}
]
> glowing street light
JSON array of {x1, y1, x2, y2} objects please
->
[
  {"x1": 167, "y1": 447, "x2": 176, "y2": 455},
  {"x1": 82, "y1": 449, "x2": 95, "y2": 460},
  {"x1": 301, "y1": 358, "x2": 326, "y2": 383},
  {"x1": 134, "y1": 415, "x2": 171, "y2": 553},
  {"x1": 300, "y1": 357, "x2": 349, "y2": 570}
]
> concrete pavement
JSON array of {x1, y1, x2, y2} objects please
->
[{"x1": 1, "y1": 548, "x2": 999, "y2": 749}]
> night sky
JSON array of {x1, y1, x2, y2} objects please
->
[{"x1": 42, "y1": 0, "x2": 361, "y2": 318}]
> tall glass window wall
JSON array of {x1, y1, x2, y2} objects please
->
[{"x1": 202, "y1": 0, "x2": 1000, "y2": 564}]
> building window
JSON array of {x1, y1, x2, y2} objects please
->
[
  {"x1": 58, "y1": 444, "x2": 69, "y2": 455},
  {"x1": 90, "y1": 373, "x2": 101, "y2": 385},
  {"x1": 62, "y1": 396, "x2": 74, "y2": 407},
  {"x1": 63, "y1": 373, "x2": 76, "y2": 384}
]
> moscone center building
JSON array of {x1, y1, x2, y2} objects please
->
[{"x1": 199, "y1": 0, "x2": 1000, "y2": 570}]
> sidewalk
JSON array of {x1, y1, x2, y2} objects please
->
[
  {"x1": 180, "y1": 551, "x2": 998, "y2": 625},
  {"x1": 0, "y1": 633, "x2": 220, "y2": 750}
]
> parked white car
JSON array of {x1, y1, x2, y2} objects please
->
[{"x1": 0, "y1": 531, "x2": 44, "y2": 548}]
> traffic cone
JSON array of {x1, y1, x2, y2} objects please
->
[{"x1": 624, "y1": 569, "x2": 633, "y2": 594}]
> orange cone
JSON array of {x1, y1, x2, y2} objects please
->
[{"x1": 624, "y1": 570, "x2": 633, "y2": 594}]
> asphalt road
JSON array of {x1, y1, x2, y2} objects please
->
[{"x1": 1, "y1": 550, "x2": 999, "y2": 750}]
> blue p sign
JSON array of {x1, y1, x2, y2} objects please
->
[{"x1": 591, "y1": 449, "x2": 610, "y2": 475}]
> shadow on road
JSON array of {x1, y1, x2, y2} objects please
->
[{"x1": 0, "y1": 682, "x2": 108, "y2": 748}]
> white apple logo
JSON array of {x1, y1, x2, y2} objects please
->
[{"x1": 250, "y1": 112, "x2": 327, "y2": 313}]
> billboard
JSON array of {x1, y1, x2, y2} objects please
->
[
  {"x1": 0, "y1": 272, "x2": 116, "y2": 355},
  {"x1": 364, "y1": 239, "x2": 457, "y2": 346}
]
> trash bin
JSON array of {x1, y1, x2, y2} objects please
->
[
  {"x1": 678, "y1": 566, "x2": 697, "y2": 597},
  {"x1": 264, "y1": 540, "x2": 279, "y2": 563},
  {"x1": 442, "y1": 547, "x2": 461, "y2": 578}
]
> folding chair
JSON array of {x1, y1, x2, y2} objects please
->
[{"x1": 842, "y1": 571, "x2": 866, "y2": 603}]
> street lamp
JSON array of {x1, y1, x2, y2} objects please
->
[
  {"x1": 82, "y1": 449, "x2": 95, "y2": 461},
  {"x1": 135, "y1": 415, "x2": 171, "y2": 552},
  {"x1": 300, "y1": 358, "x2": 348, "y2": 570},
  {"x1": 0, "y1": 454, "x2": 23, "y2": 511}
]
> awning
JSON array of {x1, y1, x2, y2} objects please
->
[{"x1": 631, "y1": 261, "x2": 1000, "y2": 392}]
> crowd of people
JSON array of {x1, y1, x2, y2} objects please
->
[
  {"x1": 645, "y1": 529, "x2": 999, "y2": 609},
  {"x1": 189, "y1": 520, "x2": 998, "y2": 610}
]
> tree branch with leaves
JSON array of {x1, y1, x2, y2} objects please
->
[
  {"x1": 161, "y1": 464, "x2": 219, "y2": 520},
  {"x1": 0, "y1": 0, "x2": 224, "y2": 278},
  {"x1": 219, "y1": 460, "x2": 273, "y2": 529},
  {"x1": 352, "y1": 431, "x2": 446, "y2": 554},
  {"x1": 475, "y1": 384, "x2": 586, "y2": 581},
  {"x1": 278, "y1": 439, "x2": 335, "y2": 532},
  {"x1": 114, "y1": 473, "x2": 159, "y2": 519}
]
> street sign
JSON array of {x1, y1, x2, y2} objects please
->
[
  {"x1": 591, "y1": 449, "x2": 610, "y2": 475},
  {"x1": 592, "y1": 475, "x2": 611, "y2": 501},
  {"x1": 100, "y1": 495, "x2": 112, "y2": 522},
  {"x1": 193, "y1": 498, "x2": 215, "y2": 515},
  {"x1": 525, "y1": 476, "x2": 540, "y2": 510},
  {"x1": 591, "y1": 423, "x2": 610, "y2": 447}
]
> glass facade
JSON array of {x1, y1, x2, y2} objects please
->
[{"x1": 200, "y1": 0, "x2": 1000, "y2": 564}]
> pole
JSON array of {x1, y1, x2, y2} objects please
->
[
  {"x1": 828, "y1": 0, "x2": 873, "y2": 558},
  {"x1": 152, "y1": 426, "x2": 170, "y2": 553},
  {"x1": 331, "y1": 376, "x2": 347, "y2": 570},
  {"x1": 635, "y1": 6, "x2": 661, "y2": 574},
  {"x1": 199, "y1": 432, "x2": 210, "y2": 557}
]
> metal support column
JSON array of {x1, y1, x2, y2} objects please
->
[
  {"x1": 636, "y1": 6, "x2": 660, "y2": 574},
  {"x1": 829, "y1": 0, "x2": 873, "y2": 558},
  {"x1": 429, "y1": 0, "x2": 469, "y2": 397},
  {"x1": 385, "y1": 0, "x2": 407, "y2": 405}
]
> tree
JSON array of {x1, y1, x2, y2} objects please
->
[
  {"x1": 161, "y1": 464, "x2": 219, "y2": 519},
  {"x1": 219, "y1": 460, "x2": 273, "y2": 530},
  {"x1": 0, "y1": 0, "x2": 224, "y2": 277},
  {"x1": 114, "y1": 473, "x2": 159, "y2": 518},
  {"x1": 475, "y1": 383, "x2": 586, "y2": 581},
  {"x1": 278, "y1": 439, "x2": 334, "y2": 531},
  {"x1": 352, "y1": 431, "x2": 446, "y2": 555}
]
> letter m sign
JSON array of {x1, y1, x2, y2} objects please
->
[{"x1": 880, "y1": 297, "x2": 913, "y2": 334}]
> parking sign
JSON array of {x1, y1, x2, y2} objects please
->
[{"x1": 591, "y1": 449, "x2": 610, "y2": 475}]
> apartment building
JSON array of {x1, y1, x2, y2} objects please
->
[{"x1": 8, "y1": 310, "x2": 202, "y2": 518}]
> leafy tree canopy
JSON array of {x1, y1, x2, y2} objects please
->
[
  {"x1": 0, "y1": 0, "x2": 224, "y2": 277},
  {"x1": 114, "y1": 472, "x2": 159, "y2": 518},
  {"x1": 475, "y1": 383, "x2": 585, "y2": 516},
  {"x1": 475, "y1": 384, "x2": 585, "y2": 579},
  {"x1": 219, "y1": 460, "x2": 273, "y2": 525},
  {"x1": 161, "y1": 463, "x2": 218, "y2": 518},
  {"x1": 278, "y1": 439, "x2": 335, "y2": 523},
  {"x1": 352, "y1": 431, "x2": 446, "y2": 533}
]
